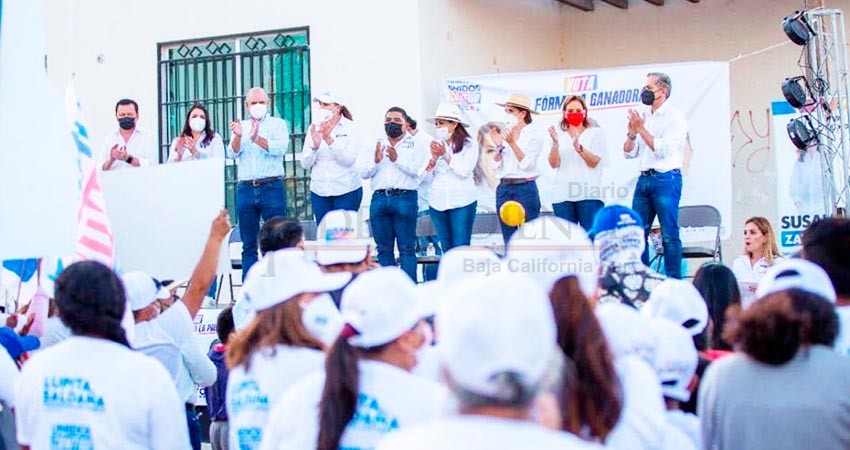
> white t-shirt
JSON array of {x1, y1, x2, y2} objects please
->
[
  {"x1": 550, "y1": 127, "x2": 609, "y2": 203},
  {"x1": 261, "y1": 359, "x2": 447, "y2": 450},
  {"x1": 38, "y1": 316, "x2": 72, "y2": 349},
  {"x1": 834, "y1": 306, "x2": 850, "y2": 357},
  {"x1": 133, "y1": 301, "x2": 217, "y2": 402},
  {"x1": 732, "y1": 254, "x2": 784, "y2": 308},
  {"x1": 0, "y1": 350, "x2": 18, "y2": 408},
  {"x1": 666, "y1": 409, "x2": 701, "y2": 450},
  {"x1": 605, "y1": 355, "x2": 667, "y2": 450},
  {"x1": 14, "y1": 336, "x2": 189, "y2": 449},
  {"x1": 375, "y1": 415, "x2": 604, "y2": 450},
  {"x1": 227, "y1": 345, "x2": 326, "y2": 450}
]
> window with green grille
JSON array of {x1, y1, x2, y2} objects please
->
[{"x1": 158, "y1": 28, "x2": 312, "y2": 222}]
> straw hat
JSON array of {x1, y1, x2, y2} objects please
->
[
  {"x1": 496, "y1": 93, "x2": 539, "y2": 114},
  {"x1": 427, "y1": 103, "x2": 469, "y2": 127}
]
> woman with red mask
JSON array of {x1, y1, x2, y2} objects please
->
[{"x1": 548, "y1": 95, "x2": 608, "y2": 230}]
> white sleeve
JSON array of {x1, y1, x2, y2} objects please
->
[
  {"x1": 0, "y1": 352, "x2": 18, "y2": 408},
  {"x1": 211, "y1": 134, "x2": 226, "y2": 159},
  {"x1": 591, "y1": 128, "x2": 609, "y2": 167},
  {"x1": 148, "y1": 363, "x2": 192, "y2": 449},
  {"x1": 160, "y1": 302, "x2": 217, "y2": 386}
]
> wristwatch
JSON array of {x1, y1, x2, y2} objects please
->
[
  {"x1": 627, "y1": 133, "x2": 637, "y2": 140},
  {"x1": 125, "y1": 155, "x2": 134, "y2": 164}
]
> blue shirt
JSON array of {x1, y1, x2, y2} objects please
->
[{"x1": 226, "y1": 115, "x2": 289, "y2": 180}]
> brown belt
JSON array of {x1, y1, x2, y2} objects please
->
[
  {"x1": 239, "y1": 176, "x2": 283, "y2": 187},
  {"x1": 500, "y1": 177, "x2": 536, "y2": 186}
]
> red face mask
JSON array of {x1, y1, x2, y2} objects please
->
[{"x1": 566, "y1": 111, "x2": 585, "y2": 127}]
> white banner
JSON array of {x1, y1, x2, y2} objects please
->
[
  {"x1": 101, "y1": 159, "x2": 225, "y2": 280},
  {"x1": 770, "y1": 100, "x2": 829, "y2": 255},
  {"x1": 442, "y1": 61, "x2": 732, "y2": 239}
]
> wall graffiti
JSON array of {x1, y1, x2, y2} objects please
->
[{"x1": 730, "y1": 108, "x2": 771, "y2": 174}]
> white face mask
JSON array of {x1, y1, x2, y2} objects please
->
[
  {"x1": 435, "y1": 126, "x2": 451, "y2": 142},
  {"x1": 189, "y1": 117, "x2": 206, "y2": 132},
  {"x1": 504, "y1": 113, "x2": 518, "y2": 129},
  {"x1": 313, "y1": 108, "x2": 333, "y2": 125},
  {"x1": 301, "y1": 294, "x2": 344, "y2": 347},
  {"x1": 249, "y1": 103, "x2": 268, "y2": 120}
]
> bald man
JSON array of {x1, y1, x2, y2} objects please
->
[{"x1": 227, "y1": 87, "x2": 290, "y2": 277}]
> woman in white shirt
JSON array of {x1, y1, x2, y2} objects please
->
[
  {"x1": 226, "y1": 249, "x2": 351, "y2": 450},
  {"x1": 167, "y1": 103, "x2": 225, "y2": 162},
  {"x1": 731, "y1": 216, "x2": 783, "y2": 308},
  {"x1": 301, "y1": 90, "x2": 362, "y2": 224},
  {"x1": 423, "y1": 103, "x2": 478, "y2": 251},
  {"x1": 548, "y1": 95, "x2": 607, "y2": 230},
  {"x1": 490, "y1": 93, "x2": 545, "y2": 243},
  {"x1": 14, "y1": 261, "x2": 190, "y2": 450},
  {"x1": 260, "y1": 267, "x2": 445, "y2": 450}
]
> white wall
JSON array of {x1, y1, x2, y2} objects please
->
[{"x1": 42, "y1": 0, "x2": 424, "y2": 155}]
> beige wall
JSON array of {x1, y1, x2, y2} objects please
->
[{"x1": 42, "y1": 0, "x2": 423, "y2": 152}]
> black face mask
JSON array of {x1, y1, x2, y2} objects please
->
[
  {"x1": 118, "y1": 117, "x2": 136, "y2": 130},
  {"x1": 384, "y1": 122, "x2": 404, "y2": 139},
  {"x1": 640, "y1": 88, "x2": 656, "y2": 106}
]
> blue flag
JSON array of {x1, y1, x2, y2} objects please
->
[{"x1": 3, "y1": 258, "x2": 38, "y2": 282}]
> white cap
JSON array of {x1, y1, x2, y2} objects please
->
[
  {"x1": 641, "y1": 279, "x2": 708, "y2": 336},
  {"x1": 596, "y1": 302, "x2": 658, "y2": 365},
  {"x1": 437, "y1": 272, "x2": 556, "y2": 399},
  {"x1": 315, "y1": 210, "x2": 372, "y2": 266},
  {"x1": 122, "y1": 271, "x2": 158, "y2": 312},
  {"x1": 313, "y1": 89, "x2": 345, "y2": 106},
  {"x1": 417, "y1": 246, "x2": 502, "y2": 318},
  {"x1": 507, "y1": 216, "x2": 598, "y2": 298},
  {"x1": 241, "y1": 249, "x2": 351, "y2": 312},
  {"x1": 649, "y1": 317, "x2": 698, "y2": 403},
  {"x1": 755, "y1": 259, "x2": 837, "y2": 304},
  {"x1": 341, "y1": 267, "x2": 428, "y2": 348}
]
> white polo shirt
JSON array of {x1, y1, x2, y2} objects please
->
[
  {"x1": 100, "y1": 127, "x2": 159, "y2": 170},
  {"x1": 301, "y1": 117, "x2": 362, "y2": 197}
]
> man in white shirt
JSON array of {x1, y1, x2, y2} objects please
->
[
  {"x1": 359, "y1": 107, "x2": 429, "y2": 281},
  {"x1": 624, "y1": 72, "x2": 688, "y2": 279},
  {"x1": 100, "y1": 99, "x2": 159, "y2": 170}
]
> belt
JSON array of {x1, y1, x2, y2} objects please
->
[
  {"x1": 185, "y1": 403, "x2": 195, "y2": 410},
  {"x1": 373, "y1": 189, "x2": 415, "y2": 196},
  {"x1": 500, "y1": 177, "x2": 536, "y2": 186},
  {"x1": 239, "y1": 176, "x2": 283, "y2": 187},
  {"x1": 640, "y1": 168, "x2": 680, "y2": 177}
]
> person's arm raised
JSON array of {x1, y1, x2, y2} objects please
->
[{"x1": 182, "y1": 210, "x2": 232, "y2": 319}]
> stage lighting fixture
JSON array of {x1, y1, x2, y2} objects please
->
[
  {"x1": 782, "y1": 76, "x2": 810, "y2": 109},
  {"x1": 786, "y1": 115, "x2": 818, "y2": 150},
  {"x1": 783, "y1": 11, "x2": 812, "y2": 45}
]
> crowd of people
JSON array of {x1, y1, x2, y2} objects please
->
[{"x1": 1, "y1": 69, "x2": 849, "y2": 450}]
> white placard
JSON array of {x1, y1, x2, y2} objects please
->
[
  {"x1": 0, "y1": 0, "x2": 78, "y2": 260},
  {"x1": 100, "y1": 159, "x2": 225, "y2": 280},
  {"x1": 442, "y1": 61, "x2": 732, "y2": 239}
]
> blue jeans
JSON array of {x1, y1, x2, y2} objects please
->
[
  {"x1": 369, "y1": 190, "x2": 418, "y2": 280},
  {"x1": 552, "y1": 199, "x2": 604, "y2": 231},
  {"x1": 186, "y1": 406, "x2": 201, "y2": 450},
  {"x1": 416, "y1": 211, "x2": 442, "y2": 282},
  {"x1": 632, "y1": 169, "x2": 683, "y2": 279},
  {"x1": 237, "y1": 179, "x2": 287, "y2": 280},
  {"x1": 496, "y1": 181, "x2": 541, "y2": 244},
  {"x1": 429, "y1": 202, "x2": 477, "y2": 252},
  {"x1": 311, "y1": 187, "x2": 363, "y2": 225}
]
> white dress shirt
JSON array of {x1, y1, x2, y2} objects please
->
[
  {"x1": 226, "y1": 115, "x2": 289, "y2": 181},
  {"x1": 732, "y1": 254, "x2": 784, "y2": 308},
  {"x1": 100, "y1": 127, "x2": 159, "y2": 170},
  {"x1": 491, "y1": 125, "x2": 544, "y2": 180},
  {"x1": 550, "y1": 126, "x2": 609, "y2": 203},
  {"x1": 132, "y1": 302, "x2": 217, "y2": 403},
  {"x1": 626, "y1": 101, "x2": 689, "y2": 172},
  {"x1": 358, "y1": 132, "x2": 429, "y2": 191},
  {"x1": 167, "y1": 132, "x2": 225, "y2": 163},
  {"x1": 301, "y1": 117, "x2": 361, "y2": 197},
  {"x1": 422, "y1": 138, "x2": 478, "y2": 212}
]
